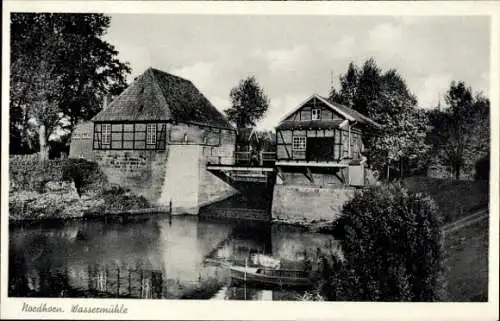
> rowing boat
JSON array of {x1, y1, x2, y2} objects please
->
[{"x1": 229, "y1": 265, "x2": 312, "y2": 288}]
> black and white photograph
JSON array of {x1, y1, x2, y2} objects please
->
[{"x1": 1, "y1": 1, "x2": 498, "y2": 320}]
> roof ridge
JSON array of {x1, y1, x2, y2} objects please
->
[
  {"x1": 148, "y1": 68, "x2": 172, "y2": 120},
  {"x1": 150, "y1": 67, "x2": 192, "y2": 84}
]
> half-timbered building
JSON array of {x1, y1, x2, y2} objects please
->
[
  {"x1": 69, "y1": 67, "x2": 237, "y2": 214},
  {"x1": 271, "y1": 94, "x2": 381, "y2": 221},
  {"x1": 275, "y1": 94, "x2": 381, "y2": 187}
]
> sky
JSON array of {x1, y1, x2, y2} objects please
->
[{"x1": 104, "y1": 14, "x2": 490, "y2": 129}]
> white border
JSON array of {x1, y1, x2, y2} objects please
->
[{"x1": 2, "y1": 2, "x2": 499, "y2": 320}]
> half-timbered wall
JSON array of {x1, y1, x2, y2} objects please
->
[
  {"x1": 285, "y1": 98, "x2": 342, "y2": 121},
  {"x1": 93, "y1": 122, "x2": 234, "y2": 151},
  {"x1": 93, "y1": 122, "x2": 168, "y2": 150},
  {"x1": 276, "y1": 127, "x2": 363, "y2": 161}
]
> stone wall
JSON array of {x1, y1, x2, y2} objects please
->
[
  {"x1": 95, "y1": 150, "x2": 168, "y2": 204},
  {"x1": 199, "y1": 146, "x2": 238, "y2": 207},
  {"x1": 159, "y1": 145, "x2": 201, "y2": 214},
  {"x1": 158, "y1": 145, "x2": 238, "y2": 214},
  {"x1": 69, "y1": 122, "x2": 95, "y2": 160},
  {"x1": 271, "y1": 184, "x2": 355, "y2": 221}
]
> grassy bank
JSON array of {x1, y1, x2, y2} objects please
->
[
  {"x1": 443, "y1": 217, "x2": 489, "y2": 301},
  {"x1": 403, "y1": 176, "x2": 489, "y2": 223},
  {"x1": 9, "y1": 155, "x2": 150, "y2": 221}
]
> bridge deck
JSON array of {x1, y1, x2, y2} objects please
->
[{"x1": 207, "y1": 165, "x2": 275, "y2": 172}]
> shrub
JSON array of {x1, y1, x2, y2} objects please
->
[
  {"x1": 474, "y1": 152, "x2": 489, "y2": 181},
  {"x1": 61, "y1": 159, "x2": 107, "y2": 195},
  {"x1": 9, "y1": 155, "x2": 66, "y2": 192},
  {"x1": 100, "y1": 185, "x2": 150, "y2": 212},
  {"x1": 331, "y1": 183, "x2": 445, "y2": 301}
]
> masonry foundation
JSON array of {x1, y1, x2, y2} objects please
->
[{"x1": 271, "y1": 184, "x2": 355, "y2": 222}]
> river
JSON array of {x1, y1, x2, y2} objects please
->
[{"x1": 9, "y1": 213, "x2": 341, "y2": 300}]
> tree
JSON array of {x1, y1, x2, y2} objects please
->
[
  {"x1": 330, "y1": 184, "x2": 445, "y2": 301},
  {"x1": 330, "y1": 62, "x2": 360, "y2": 109},
  {"x1": 428, "y1": 81, "x2": 489, "y2": 179},
  {"x1": 224, "y1": 76, "x2": 270, "y2": 128},
  {"x1": 10, "y1": 13, "x2": 131, "y2": 159},
  {"x1": 329, "y1": 59, "x2": 429, "y2": 178}
]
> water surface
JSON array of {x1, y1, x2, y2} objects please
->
[{"x1": 9, "y1": 215, "x2": 340, "y2": 300}]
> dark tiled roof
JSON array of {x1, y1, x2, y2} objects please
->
[
  {"x1": 92, "y1": 68, "x2": 233, "y2": 129},
  {"x1": 276, "y1": 119, "x2": 345, "y2": 130}
]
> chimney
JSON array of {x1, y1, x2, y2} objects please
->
[{"x1": 103, "y1": 95, "x2": 108, "y2": 110}]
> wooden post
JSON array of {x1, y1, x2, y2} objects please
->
[
  {"x1": 169, "y1": 200, "x2": 172, "y2": 225},
  {"x1": 105, "y1": 265, "x2": 108, "y2": 293},
  {"x1": 140, "y1": 270, "x2": 144, "y2": 298},
  {"x1": 348, "y1": 126, "x2": 351, "y2": 158},
  {"x1": 116, "y1": 267, "x2": 120, "y2": 297},
  {"x1": 88, "y1": 265, "x2": 92, "y2": 291},
  {"x1": 158, "y1": 272, "x2": 163, "y2": 299},
  {"x1": 128, "y1": 269, "x2": 131, "y2": 297}
]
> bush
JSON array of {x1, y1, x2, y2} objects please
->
[
  {"x1": 100, "y1": 185, "x2": 150, "y2": 212},
  {"x1": 61, "y1": 159, "x2": 107, "y2": 195},
  {"x1": 331, "y1": 183, "x2": 445, "y2": 301},
  {"x1": 474, "y1": 152, "x2": 489, "y2": 181}
]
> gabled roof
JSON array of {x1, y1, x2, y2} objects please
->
[
  {"x1": 277, "y1": 94, "x2": 381, "y2": 129},
  {"x1": 92, "y1": 67, "x2": 233, "y2": 130}
]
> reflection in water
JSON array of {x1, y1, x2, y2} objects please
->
[{"x1": 9, "y1": 215, "x2": 340, "y2": 300}]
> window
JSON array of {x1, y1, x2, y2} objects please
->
[
  {"x1": 312, "y1": 108, "x2": 321, "y2": 120},
  {"x1": 146, "y1": 123, "x2": 157, "y2": 145},
  {"x1": 94, "y1": 122, "x2": 166, "y2": 150},
  {"x1": 102, "y1": 124, "x2": 111, "y2": 145},
  {"x1": 293, "y1": 136, "x2": 306, "y2": 151}
]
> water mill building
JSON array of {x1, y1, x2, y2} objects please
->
[
  {"x1": 69, "y1": 67, "x2": 237, "y2": 214},
  {"x1": 271, "y1": 94, "x2": 381, "y2": 221}
]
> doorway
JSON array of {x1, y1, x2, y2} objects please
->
[{"x1": 306, "y1": 137, "x2": 335, "y2": 162}]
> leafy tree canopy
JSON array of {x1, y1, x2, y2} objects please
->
[
  {"x1": 224, "y1": 76, "x2": 270, "y2": 129},
  {"x1": 329, "y1": 58, "x2": 429, "y2": 178},
  {"x1": 10, "y1": 13, "x2": 131, "y2": 158},
  {"x1": 427, "y1": 81, "x2": 489, "y2": 179}
]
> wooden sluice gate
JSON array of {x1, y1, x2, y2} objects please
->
[{"x1": 206, "y1": 164, "x2": 275, "y2": 184}]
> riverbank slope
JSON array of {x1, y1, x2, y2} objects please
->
[{"x1": 9, "y1": 155, "x2": 150, "y2": 221}]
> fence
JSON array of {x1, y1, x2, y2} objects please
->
[{"x1": 235, "y1": 151, "x2": 276, "y2": 166}]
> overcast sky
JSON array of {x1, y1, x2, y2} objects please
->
[{"x1": 104, "y1": 14, "x2": 490, "y2": 129}]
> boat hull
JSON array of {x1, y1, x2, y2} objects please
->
[{"x1": 229, "y1": 266, "x2": 312, "y2": 288}]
